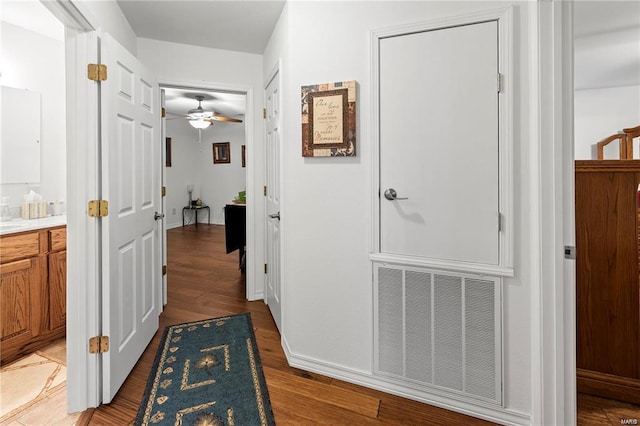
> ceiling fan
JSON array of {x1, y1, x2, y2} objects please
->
[{"x1": 169, "y1": 95, "x2": 243, "y2": 129}]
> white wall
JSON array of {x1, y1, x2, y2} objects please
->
[
  {"x1": 165, "y1": 117, "x2": 246, "y2": 228},
  {"x1": 264, "y1": 1, "x2": 534, "y2": 422},
  {"x1": 200, "y1": 122, "x2": 247, "y2": 225},
  {"x1": 574, "y1": 86, "x2": 640, "y2": 159},
  {"x1": 164, "y1": 119, "x2": 200, "y2": 227},
  {"x1": 73, "y1": 0, "x2": 138, "y2": 55},
  {"x1": 573, "y1": 2, "x2": 640, "y2": 159},
  {"x1": 0, "y1": 22, "x2": 66, "y2": 212}
]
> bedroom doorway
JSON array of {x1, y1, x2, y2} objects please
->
[{"x1": 162, "y1": 85, "x2": 249, "y2": 298}]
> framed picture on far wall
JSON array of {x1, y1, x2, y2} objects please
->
[{"x1": 213, "y1": 142, "x2": 231, "y2": 164}]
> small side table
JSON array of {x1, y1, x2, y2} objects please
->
[{"x1": 182, "y1": 205, "x2": 210, "y2": 227}]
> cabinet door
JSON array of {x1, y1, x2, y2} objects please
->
[
  {"x1": 49, "y1": 250, "x2": 66, "y2": 331},
  {"x1": 0, "y1": 257, "x2": 42, "y2": 363}
]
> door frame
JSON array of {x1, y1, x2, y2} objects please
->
[
  {"x1": 42, "y1": 0, "x2": 100, "y2": 411},
  {"x1": 531, "y1": 1, "x2": 576, "y2": 424}
]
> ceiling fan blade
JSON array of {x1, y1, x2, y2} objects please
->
[
  {"x1": 166, "y1": 116, "x2": 188, "y2": 120},
  {"x1": 165, "y1": 111, "x2": 184, "y2": 117},
  {"x1": 207, "y1": 116, "x2": 243, "y2": 123}
]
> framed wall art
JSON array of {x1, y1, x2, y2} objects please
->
[
  {"x1": 301, "y1": 80, "x2": 357, "y2": 157},
  {"x1": 213, "y1": 142, "x2": 231, "y2": 164}
]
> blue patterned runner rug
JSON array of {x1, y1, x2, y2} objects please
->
[{"x1": 135, "y1": 313, "x2": 275, "y2": 425}]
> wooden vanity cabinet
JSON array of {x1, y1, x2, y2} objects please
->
[
  {"x1": 48, "y1": 228, "x2": 67, "y2": 331},
  {"x1": 0, "y1": 254, "x2": 44, "y2": 363},
  {"x1": 0, "y1": 226, "x2": 66, "y2": 364}
]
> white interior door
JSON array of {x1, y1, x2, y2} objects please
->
[
  {"x1": 161, "y1": 88, "x2": 168, "y2": 306},
  {"x1": 379, "y1": 21, "x2": 500, "y2": 266},
  {"x1": 265, "y1": 71, "x2": 282, "y2": 331},
  {"x1": 100, "y1": 33, "x2": 161, "y2": 402}
]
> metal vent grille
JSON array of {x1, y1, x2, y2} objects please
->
[{"x1": 374, "y1": 265, "x2": 501, "y2": 404}]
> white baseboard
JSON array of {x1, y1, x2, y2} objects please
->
[
  {"x1": 248, "y1": 291, "x2": 264, "y2": 302},
  {"x1": 280, "y1": 336, "x2": 530, "y2": 426}
]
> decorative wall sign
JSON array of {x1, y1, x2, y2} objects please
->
[
  {"x1": 213, "y1": 142, "x2": 231, "y2": 164},
  {"x1": 301, "y1": 80, "x2": 356, "y2": 157}
]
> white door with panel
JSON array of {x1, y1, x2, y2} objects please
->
[
  {"x1": 265, "y1": 71, "x2": 282, "y2": 331},
  {"x1": 161, "y1": 88, "x2": 168, "y2": 306},
  {"x1": 379, "y1": 21, "x2": 500, "y2": 266},
  {"x1": 100, "y1": 33, "x2": 162, "y2": 402},
  {"x1": 374, "y1": 19, "x2": 505, "y2": 405}
]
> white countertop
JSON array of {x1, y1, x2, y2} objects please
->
[{"x1": 0, "y1": 215, "x2": 67, "y2": 236}]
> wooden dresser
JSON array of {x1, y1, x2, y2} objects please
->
[
  {"x1": 0, "y1": 225, "x2": 66, "y2": 364},
  {"x1": 575, "y1": 160, "x2": 640, "y2": 404}
]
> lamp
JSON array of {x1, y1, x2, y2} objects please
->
[
  {"x1": 188, "y1": 95, "x2": 213, "y2": 129},
  {"x1": 189, "y1": 118, "x2": 211, "y2": 129},
  {"x1": 187, "y1": 184, "x2": 194, "y2": 206}
]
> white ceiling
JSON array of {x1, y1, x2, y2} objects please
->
[
  {"x1": 163, "y1": 86, "x2": 246, "y2": 119},
  {"x1": 116, "y1": 0, "x2": 640, "y2": 93},
  {"x1": 3, "y1": 1, "x2": 637, "y2": 97},
  {"x1": 573, "y1": 1, "x2": 640, "y2": 38},
  {"x1": 116, "y1": 0, "x2": 285, "y2": 116},
  {"x1": 573, "y1": 1, "x2": 640, "y2": 90},
  {"x1": 116, "y1": 0, "x2": 285, "y2": 55}
]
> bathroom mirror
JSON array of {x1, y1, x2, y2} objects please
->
[{"x1": 1, "y1": 86, "x2": 41, "y2": 184}]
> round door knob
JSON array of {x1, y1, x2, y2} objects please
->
[{"x1": 384, "y1": 188, "x2": 408, "y2": 201}]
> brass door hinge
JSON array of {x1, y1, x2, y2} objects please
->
[
  {"x1": 88, "y1": 200, "x2": 109, "y2": 217},
  {"x1": 89, "y1": 336, "x2": 109, "y2": 354},
  {"x1": 162, "y1": 186, "x2": 166, "y2": 197},
  {"x1": 263, "y1": 108, "x2": 267, "y2": 119},
  {"x1": 264, "y1": 263, "x2": 267, "y2": 274},
  {"x1": 161, "y1": 107, "x2": 166, "y2": 118},
  {"x1": 162, "y1": 265, "x2": 167, "y2": 276},
  {"x1": 87, "y1": 64, "x2": 107, "y2": 81},
  {"x1": 263, "y1": 186, "x2": 267, "y2": 196}
]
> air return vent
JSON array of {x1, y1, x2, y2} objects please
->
[{"x1": 374, "y1": 264, "x2": 502, "y2": 405}]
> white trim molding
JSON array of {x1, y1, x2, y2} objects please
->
[
  {"x1": 281, "y1": 336, "x2": 530, "y2": 426},
  {"x1": 530, "y1": 1, "x2": 576, "y2": 425},
  {"x1": 64, "y1": 27, "x2": 101, "y2": 412}
]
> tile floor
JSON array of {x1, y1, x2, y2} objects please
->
[{"x1": 0, "y1": 339, "x2": 80, "y2": 425}]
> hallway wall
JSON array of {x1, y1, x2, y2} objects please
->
[{"x1": 264, "y1": 1, "x2": 535, "y2": 422}]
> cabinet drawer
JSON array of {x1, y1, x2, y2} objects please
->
[
  {"x1": 49, "y1": 228, "x2": 67, "y2": 252},
  {"x1": 0, "y1": 232, "x2": 40, "y2": 264}
]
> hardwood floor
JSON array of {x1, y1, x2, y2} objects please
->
[{"x1": 82, "y1": 224, "x2": 640, "y2": 425}]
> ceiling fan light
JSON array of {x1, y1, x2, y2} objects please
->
[
  {"x1": 189, "y1": 119, "x2": 211, "y2": 129},
  {"x1": 187, "y1": 109, "x2": 211, "y2": 119}
]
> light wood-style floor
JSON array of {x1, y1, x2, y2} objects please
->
[{"x1": 78, "y1": 224, "x2": 640, "y2": 425}]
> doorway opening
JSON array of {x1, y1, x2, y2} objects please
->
[
  {"x1": 161, "y1": 84, "x2": 249, "y2": 299},
  {"x1": 573, "y1": 0, "x2": 640, "y2": 417},
  {"x1": 0, "y1": 1, "x2": 73, "y2": 423}
]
